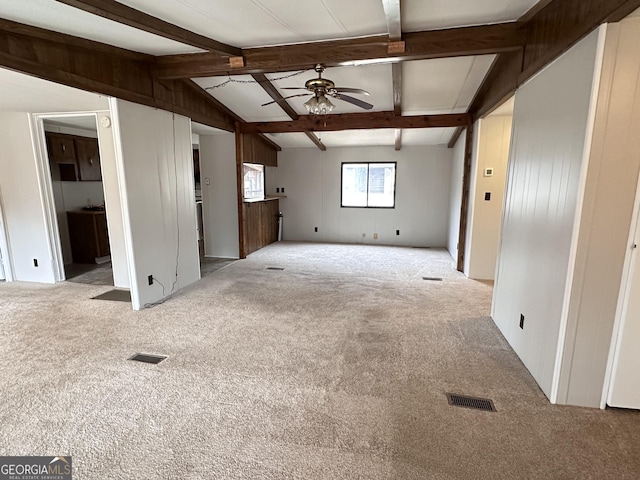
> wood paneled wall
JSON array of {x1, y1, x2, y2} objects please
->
[
  {"x1": 242, "y1": 200, "x2": 280, "y2": 256},
  {"x1": 236, "y1": 132, "x2": 280, "y2": 257}
]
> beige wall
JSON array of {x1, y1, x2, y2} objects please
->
[
  {"x1": 558, "y1": 17, "x2": 640, "y2": 407},
  {"x1": 465, "y1": 115, "x2": 512, "y2": 280}
]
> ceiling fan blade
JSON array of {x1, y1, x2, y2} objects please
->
[
  {"x1": 261, "y1": 93, "x2": 310, "y2": 106},
  {"x1": 334, "y1": 87, "x2": 370, "y2": 96},
  {"x1": 334, "y1": 94, "x2": 374, "y2": 110}
]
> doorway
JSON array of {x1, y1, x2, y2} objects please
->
[{"x1": 41, "y1": 114, "x2": 113, "y2": 286}]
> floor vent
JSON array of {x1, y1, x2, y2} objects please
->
[
  {"x1": 267, "y1": 267, "x2": 285, "y2": 271},
  {"x1": 422, "y1": 277, "x2": 443, "y2": 281},
  {"x1": 446, "y1": 393, "x2": 497, "y2": 412},
  {"x1": 129, "y1": 353, "x2": 167, "y2": 364}
]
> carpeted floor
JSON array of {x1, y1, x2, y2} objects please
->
[{"x1": 1, "y1": 242, "x2": 639, "y2": 479}]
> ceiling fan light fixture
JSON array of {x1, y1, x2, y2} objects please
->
[{"x1": 304, "y1": 94, "x2": 334, "y2": 115}]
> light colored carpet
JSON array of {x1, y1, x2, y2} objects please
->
[{"x1": 1, "y1": 242, "x2": 639, "y2": 479}]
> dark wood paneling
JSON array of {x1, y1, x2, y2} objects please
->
[
  {"x1": 241, "y1": 134, "x2": 278, "y2": 166},
  {"x1": 239, "y1": 112, "x2": 471, "y2": 134},
  {"x1": 154, "y1": 23, "x2": 525, "y2": 79},
  {"x1": 457, "y1": 125, "x2": 474, "y2": 272},
  {"x1": 242, "y1": 200, "x2": 280, "y2": 256},
  {"x1": 54, "y1": 0, "x2": 241, "y2": 55}
]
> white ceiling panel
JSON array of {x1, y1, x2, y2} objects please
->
[
  {"x1": 317, "y1": 129, "x2": 396, "y2": 148},
  {"x1": 120, "y1": 0, "x2": 387, "y2": 48},
  {"x1": 266, "y1": 133, "x2": 316, "y2": 149},
  {"x1": 402, "y1": 128, "x2": 456, "y2": 146},
  {"x1": 0, "y1": 68, "x2": 108, "y2": 113},
  {"x1": 0, "y1": 0, "x2": 201, "y2": 55},
  {"x1": 270, "y1": 64, "x2": 394, "y2": 116},
  {"x1": 192, "y1": 76, "x2": 292, "y2": 122},
  {"x1": 403, "y1": 0, "x2": 540, "y2": 31},
  {"x1": 402, "y1": 55, "x2": 495, "y2": 115}
]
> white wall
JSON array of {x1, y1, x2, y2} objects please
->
[
  {"x1": 447, "y1": 130, "x2": 465, "y2": 261},
  {"x1": 96, "y1": 112, "x2": 130, "y2": 289},
  {"x1": 492, "y1": 29, "x2": 603, "y2": 400},
  {"x1": 111, "y1": 100, "x2": 200, "y2": 310},
  {"x1": 275, "y1": 145, "x2": 452, "y2": 247},
  {"x1": 560, "y1": 18, "x2": 640, "y2": 407},
  {"x1": 0, "y1": 113, "x2": 57, "y2": 283},
  {"x1": 199, "y1": 133, "x2": 240, "y2": 258},
  {"x1": 465, "y1": 115, "x2": 512, "y2": 280}
]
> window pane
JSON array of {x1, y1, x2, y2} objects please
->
[
  {"x1": 367, "y1": 163, "x2": 395, "y2": 207},
  {"x1": 243, "y1": 163, "x2": 264, "y2": 199},
  {"x1": 342, "y1": 163, "x2": 368, "y2": 207}
]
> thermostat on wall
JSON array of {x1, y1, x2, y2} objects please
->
[{"x1": 484, "y1": 167, "x2": 494, "y2": 177}]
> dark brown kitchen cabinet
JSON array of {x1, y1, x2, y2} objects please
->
[
  {"x1": 67, "y1": 210, "x2": 110, "y2": 263},
  {"x1": 242, "y1": 199, "x2": 279, "y2": 256},
  {"x1": 45, "y1": 132, "x2": 101, "y2": 181},
  {"x1": 46, "y1": 132, "x2": 76, "y2": 163},
  {"x1": 75, "y1": 137, "x2": 101, "y2": 181}
]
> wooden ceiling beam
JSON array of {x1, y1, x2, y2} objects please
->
[
  {"x1": 468, "y1": 0, "x2": 640, "y2": 121},
  {"x1": 154, "y1": 22, "x2": 525, "y2": 79},
  {"x1": 252, "y1": 73, "x2": 325, "y2": 151},
  {"x1": 54, "y1": 0, "x2": 241, "y2": 56},
  {"x1": 239, "y1": 112, "x2": 470, "y2": 134},
  {"x1": 0, "y1": 18, "x2": 236, "y2": 131}
]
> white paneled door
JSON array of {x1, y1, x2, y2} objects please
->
[{"x1": 608, "y1": 208, "x2": 640, "y2": 409}]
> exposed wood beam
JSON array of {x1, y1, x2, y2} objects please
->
[
  {"x1": 382, "y1": 0, "x2": 402, "y2": 41},
  {"x1": 54, "y1": 0, "x2": 241, "y2": 56},
  {"x1": 305, "y1": 132, "x2": 327, "y2": 151},
  {"x1": 469, "y1": 0, "x2": 640, "y2": 120},
  {"x1": 0, "y1": 18, "x2": 236, "y2": 131},
  {"x1": 457, "y1": 125, "x2": 474, "y2": 272},
  {"x1": 239, "y1": 112, "x2": 470, "y2": 134},
  {"x1": 154, "y1": 23, "x2": 525, "y2": 79},
  {"x1": 394, "y1": 129, "x2": 402, "y2": 151},
  {"x1": 447, "y1": 126, "x2": 465, "y2": 148},
  {"x1": 252, "y1": 73, "x2": 325, "y2": 151}
]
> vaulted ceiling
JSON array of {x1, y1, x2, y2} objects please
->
[{"x1": 0, "y1": 0, "x2": 638, "y2": 149}]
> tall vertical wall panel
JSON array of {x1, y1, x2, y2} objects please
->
[{"x1": 492, "y1": 30, "x2": 602, "y2": 399}]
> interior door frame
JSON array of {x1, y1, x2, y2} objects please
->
[
  {"x1": 0, "y1": 184, "x2": 14, "y2": 281},
  {"x1": 30, "y1": 112, "x2": 100, "y2": 282},
  {"x1": 602, "y1": 170, "x2": 640, "y2": 408}
]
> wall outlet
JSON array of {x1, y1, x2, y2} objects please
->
[
  {"x1": 373, "y1": 233, "x2": 378, "y2": 240},
  {"x1": 519, "y1": 314, "x2": 525, "y2": 329},
  {"x1": 33, "y1": 259, "x2": 38, "y2": 267},
  {"x1": 276, "y1": 187, "x2": 280, "y2": 193},
  {"x1": 281, "y1": 187, "x2": 285, "y2": 193},
  {"x1": 485, "y1": 192, "x2": 491, "y2": 201},
  {"x1": 314, "y1": 227, "x2": 318, "y2": 232},
  {"x1": 148, "y1": 275, "x2": 153, "y2": 286},
  {"x1": 396, "y1": 229, "x2": 400, "y2": 236}
]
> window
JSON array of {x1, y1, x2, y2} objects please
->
[
  {"x1": 341, "y1": 162, "x2": 396, "y2": 208},
  {"x1": 243, "y1": 163, "x2": 265, "y2": 200}
]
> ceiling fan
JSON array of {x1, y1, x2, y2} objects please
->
[{"x1": 262, "y1": 64, "x2": 373, "y2": 114}]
